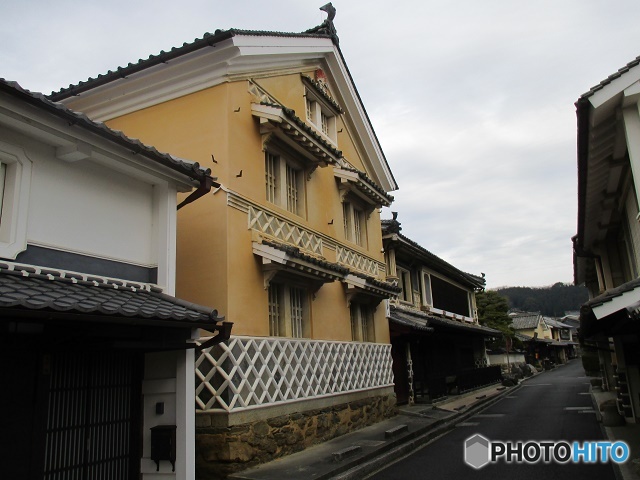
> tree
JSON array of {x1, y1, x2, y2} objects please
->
[{"x1": 476, "y1": 290, "x2": 515, "y2": 351}]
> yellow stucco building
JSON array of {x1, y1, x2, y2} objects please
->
[{"x1": 52, "y1": 12, "x2": 400, "y2": 477}]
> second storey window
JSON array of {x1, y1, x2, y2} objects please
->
[
  {"x1": 421, "y1": 271, "x2": 433, "y2": 307},
  {"x1": 397, "y1": 266, "x2": 412, "y2": 304},
  {"x1": 264, "y1": 150, "x2": 304, "y2": 216},
  {"x1": 342, "y1": 201, "x2": 367, "y2": 247},
  {"x1": 305, "y1": 94, "x2": 337, "y2": 143}
]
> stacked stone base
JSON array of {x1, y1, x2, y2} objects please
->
[{"x1": 196, "y1": 394, "x2": 397, "y2": 479}]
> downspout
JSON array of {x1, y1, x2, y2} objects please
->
[{"x1": 177, "y1": 175, "x2": 219, "y2": 210}]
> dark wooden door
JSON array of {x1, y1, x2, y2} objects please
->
[
  {"x1": 391, "y1": 338, "x2": 409, "y2": 404},
  {"x1": 43, "y1": 350, "x2": 142, "y2": 480}
]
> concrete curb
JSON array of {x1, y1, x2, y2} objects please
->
[{"x1": 331, "y1": 382, "x2": 524, "y2": 480}]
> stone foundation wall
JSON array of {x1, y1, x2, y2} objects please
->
[{"x1": 195, "y1": 394, "x2": 397, "y2": 479}]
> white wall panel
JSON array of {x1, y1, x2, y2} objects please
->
[{"x1": 27, "y1": 143, "x2": 156, "y2": 266}]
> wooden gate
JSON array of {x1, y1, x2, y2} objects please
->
[{"x1": 43, "y1": 351, "x2": 141, "y2": 480}]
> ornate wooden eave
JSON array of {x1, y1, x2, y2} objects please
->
[
  {"x1": 251, "y1": 103, "x2": 342, "y2": 168},
  {"x1": 343, "y1": 272, "x2": 401, "y2": 306},
  {"x1": 334, "y1": 166, "x2": 393, "y2": 208},
  {"x1": 252, "y1": 240, "x2": 348, "y2": 291}
]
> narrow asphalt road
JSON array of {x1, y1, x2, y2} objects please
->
[{"x1": 368, "y1": 360, "x2": 616, "y2": 480}]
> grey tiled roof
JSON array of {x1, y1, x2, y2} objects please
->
[
  {"x1": 0, "y1": 262, "x2": 223, "y2": 327},
  {"x1": 260, "y1": 102, "x2": 343, "y2": 159},
  {"x1": 260, "y1": 240, "x2": 350, "y2": 275},
  {"x1": 388, "y1": 308, "x2": 434, "y2": 332},
  {"x1": 48, "y1": 28, "x2": 334, "y2": 101},
  {"x1": 510, "y1": 314, "x2": 540, "y2": 330},
  {"x1": 350, "y1": 271, "x2": 402, "y2": 294},
  {"x1": 338, "y1": 165, "x2": 394, "y2": 204},
  {"x1": 301, "y1": 75, "x2": 344, "y2": 114},
  {"x1": 0, "y1": 79, "x2": 212, "y2": 183},
  {"x1": 260, "y1": 240, "x2": 399, "y2": 294},
  {"x1": 584, "y1": 276, "x2": 640, "y2": 310},
  {"x1": 389, "y1": 305, "x2": 500, "y2": 336},
  {"x1": 381, "y1": 219, "x2": 484, "y2": 290},
  {"x1": 426, "y1": 315, "x2": 500, "y2": 336},
  {"x1": 578, "y1": 55, "x2": 640, "y2": 101}
]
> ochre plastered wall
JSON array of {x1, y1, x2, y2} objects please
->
[{"x1": 106, "y1": 73, "x2": 390, "y2": 343}]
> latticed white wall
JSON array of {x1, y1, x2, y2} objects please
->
[
  {"x1": 248, "y1": 206, "x2": 323, "y2": 256},
  {"x1": 336, "y1": 245, "x2": 380, "y2": 276},
  {"x1": 195, "y1": 336, "x2": 394, "y2": 412}
]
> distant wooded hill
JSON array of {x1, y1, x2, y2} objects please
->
[{"x1": 494, "y1": 282, "x2": 589, "y2": 317}]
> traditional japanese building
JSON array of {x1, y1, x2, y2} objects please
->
[
  {"x1": 574, "y1": 54, "x2": 640, "y2": 423},
  {"x1": 0, "y1": 79, "x2": 230, "y2": 479},
  {"x1": 49, "y1": 7, "x2": 401, "y2": 476},
  {"x1": 381, "y1": 214, "x2": 501, "y2": 405}
]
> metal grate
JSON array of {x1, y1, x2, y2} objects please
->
[{"x1": 195, "y1": 336, "x2": 394, "y2": 412}]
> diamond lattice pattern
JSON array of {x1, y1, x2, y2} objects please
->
[
  {"x1": 336, "y1": 246, "x2": 379, "y2": 276},
  {"x1": 195, "y1": 336, "x2": 394, "y2": 412},
  {"x1": 248, "y1": 207, "x2": 323, "y2": 256}
]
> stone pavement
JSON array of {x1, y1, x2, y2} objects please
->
[
  {"x1": 228, "y1": 381, "x2": 521, "y2": 480},
  {"x1": 591, "y1": 388, "x2": 640, "y2": 480}
]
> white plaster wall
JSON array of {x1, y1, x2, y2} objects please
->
[
  {"x1": 141, "y1": 350, "x2": 196, "y2": 480},
  {"x1": 27, "y1": 142, "x2": 155, "y2": 265},
  {"x1": 487, "y1": 353, "x2": 526, "y2": 365}
]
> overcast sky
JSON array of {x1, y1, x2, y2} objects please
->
[{"x1": 3, "y1": 0, "x2": 640, "y2": 289}]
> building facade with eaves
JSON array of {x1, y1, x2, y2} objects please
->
[
  {"x1": 49, "y1": 10, "x2": 401, "y2": 477},
  {"x1": 0, "y1": 79, "x2": 230, "y2": 479},
  {"x1": 574, "y1": 54, "x2": 640, "y2": 425},
  {"x1": 381, "y1": 214, "x2": 502, "y2": 405}
]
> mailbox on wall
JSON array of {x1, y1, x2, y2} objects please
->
[{"x1": 150, "y1": 425, "x2": 176, "y2": 472}]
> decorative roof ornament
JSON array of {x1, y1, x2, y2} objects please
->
[{"x1": 307, "y1": 3, "x2": 339, "y2": 43}]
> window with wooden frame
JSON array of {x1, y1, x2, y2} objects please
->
[
  {"x1": 421, "y1": 270, "x2": 433, "y2": 308},
  {"x1": 304, "y1": 90, "x2": 337, "y2": 144},
  {"x1": 268, "y1": 282, "x2": 310, "y2": 338},
  {"x1": 350, "y1": 303, "x2": 375, "y2": 342},
  {"x1": 342, "y1": 200, "x2": 367, "y2": 248},
  {"x1": 397, "y1": 266, "x2": 413, "y2": 304},
  {"x1": 264, "y1": 147, "x2": 305, "y2": 216}
]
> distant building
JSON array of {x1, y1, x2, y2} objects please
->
[{"x1": 509, "y1": 312, "x2": 576, "y2": 364}]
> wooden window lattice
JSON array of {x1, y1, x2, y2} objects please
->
[
  {"x1": 290, "y1": 287, "x2": 304, "y2": 338},
  {"x1": 286, "y1": 164, "x2": 298, "y2": 214},
  {"x1": 268, "y1": 283, "x2": 281, "y2": 336},
  {"x1": 265, "y1": 152, "x2": 278, "y2": 204}
]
